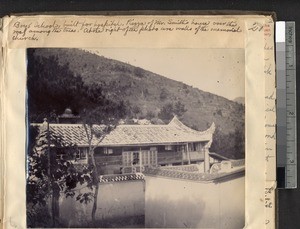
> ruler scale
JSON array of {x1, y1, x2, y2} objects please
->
[{"x1": 276, "y1": 21, "x2": 297, "y2": 189}]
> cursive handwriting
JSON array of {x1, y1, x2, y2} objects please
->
[
  {"x1": 264, "y1": 43, "x2": 274, "y2": 50},
  {"x1": 264, "y1": 186, "x2": 274, "y2": 208},
  {"x1": 265, "y1": 106, "x2": 275, "y2": 112},
  {"x1": 265, "y1": 154, "x2": 274, "y2": 161},
  {"x1": 265, "y1": 91, "x2": 275, "y2": 100},
  {"x1": 264, "y1": 64, "x2": 272, "y2": 75},
  {"x1": 248, "y1": 22, "x2": 264, "y2": 32},
  {"x1": 265, "y1": 132, "x2": 276, "y2": 139},
  {"x1": 10, "y1": 18, "x2": 243, "y2": 41}
]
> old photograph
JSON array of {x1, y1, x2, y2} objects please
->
[{"x1": 26, "y1": 48, "x2": 245, "y2": 228}]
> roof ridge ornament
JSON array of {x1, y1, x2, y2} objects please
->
[
  {"x1": 168, "y1": 115, "x2": 183, "y2": 126},
  {"x1": 208, "y1": 122, "x2": 216, "y2": 134}
]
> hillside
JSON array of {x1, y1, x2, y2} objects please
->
[
  {"x1": 233, "y1": 97, "x2": 245, "y2": 105},
  {"x1": 28, "y1": 48, "x2": 245, "y2": 159}
]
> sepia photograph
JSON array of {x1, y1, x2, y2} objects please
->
[{"x1": 26, "y1": 48, "x2": 245, "y2": 228}]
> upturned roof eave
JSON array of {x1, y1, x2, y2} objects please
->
[{"x1": 75, "y1": 139, "x2": 211, "y2": 148}]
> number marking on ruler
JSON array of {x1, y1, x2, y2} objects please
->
[
  {"x1": 285, "y1": 22, "x2": 297, "y2": 189},
  {"x1": 276, "y1": 21, "x2": 297, "y2": 189}
]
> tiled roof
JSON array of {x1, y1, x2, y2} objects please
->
[
  {"x1": 144, "y1": 160, "x2": 245, "y2": 182},
  {"x1": 32, "y1": 116, "x2": 215, "y2": 147},
  {"x1": 99, "y1": 173, "x2": 144, "y2": 183},
  {"x1": 160, "y1": 164, "x2": 200, "y2": 173}
]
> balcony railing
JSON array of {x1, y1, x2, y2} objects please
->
[{"x1": 158, "y1": 151, "x2": 205, "y2": 164}]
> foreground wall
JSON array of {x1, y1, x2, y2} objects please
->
[
  {"x1": 59, "y1": 178, "x2": 145, "y2": 227},
  {"x1": 145, "y1": 174, "x2": 245, "y2": 228}
]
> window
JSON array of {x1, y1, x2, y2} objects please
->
[
  {"x1": 176, "y1": 145, "x2": 186, "y2": 153},
  {"x1": 75, "y1": 148, "x2": 87, "y2": 160},
  {"x1": 150, "y1": 150, "x2": 157, "y2": 166},
  {"x1": 165, "y1": 145, "x2": 173, "y2": 151},
  {"x1": 141, "y1": 151, "x2": 149, "y2": 165},
  {"x1": 107, "y1": 149, "x2": 113, "y2": 155},
  {"x1": 80, "y1": 149, "x2": 87, "y2": 159},
  {"x1": 133, "y1": 152, "x2": 139, "y2": 165},
  {"x1": 104, "y1": 148, "x2": 113, "y2": 155},
  {"x1": 122, "y1": 152, "x2": 131, "y2": 166},
  {"x1": 122, "y1": 150, "x2": 157, "y2": 168},
  {"x1": 189, "y1": 143, "x2": 195, "y2": 152}
]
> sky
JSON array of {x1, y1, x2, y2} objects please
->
[{"x1": 87, "y1": 48, "x2": 245, "y2": 100}]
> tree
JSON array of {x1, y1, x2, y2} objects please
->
[
  {"x1": 158, "y1": 101, "x2": 187, "y2": 121},
  {"x1": 146, "y1": 110, "x2": 156, "y2": 119},
  {"x1": 158, "y1": 102, "x2": 174, "y2": 121},
  {"x1": 159, "y1": 88, "x2": 168, "y2": 101},
  {"x1": 27, "y1": 124, "x2": 93, "y2": 227},
  {"x1": 132, "y1": 105, "x2": 141, "y2": 118},
  {"x1": 79, "y1": 99, "x2": 127, "y2": 225},
  {"x1": 27, "y1": 50, "x2": 129, "y2": 226},
  {"x1": 27, "y1": 49, "x2": 107, "y2": 123},
  {"x1": 174, "y1": 101, "x2": 187, "y2": 117},
  {"x1": 134, "y1": 66, "x2": 144, "y2": 78},
  {"x1": 210, "y1": 124, "x2": 245, "y2": 159}
]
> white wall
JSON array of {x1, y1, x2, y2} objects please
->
[
  {"x1": 145, "y1": 175, "x2": 245, "y2": 228},
  {"x1": 59, "y1": 180, "x2": 145, "y2": 227}
]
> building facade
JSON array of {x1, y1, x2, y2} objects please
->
[{"x1": 32, "y1": 116, "x2": 216, "y2": 175}]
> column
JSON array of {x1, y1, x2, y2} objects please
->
[{"x1": 204, "y1": 147, "x2": 210, "y2": 173}]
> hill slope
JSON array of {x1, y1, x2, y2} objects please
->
[{"x1": 29, "y1": 48, "x2": 245, "y2": 159}]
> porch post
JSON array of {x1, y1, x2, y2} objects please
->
[
  {"x1": 186, "y1": 143, "x2": 191, "y2": 165},
  {"x1": 204, "y1": 147, "x2": 210, "y2": 173},
  {"x1": 139, "y1": 147, "x2": 142, "y2": 171}
]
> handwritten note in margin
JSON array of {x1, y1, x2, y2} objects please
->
[{"x1": 264, "y1": 17, "x2": 276, "y2": 229}]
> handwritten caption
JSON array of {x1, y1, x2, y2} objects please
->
[
  {"x1": 11, "y1": 18, "x2": 242, "y2": 41},
  {"x1": 263, "y1": 20, "x2": 276, "y2": 166},
  {"x1": 263, "y1": 19, "x2": 276, "y2": 228},
  {"x1": 264, "y1": 186, "x2": 274, "y2": 208}
]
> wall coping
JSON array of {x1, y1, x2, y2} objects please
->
[{"x1": 143, "y1": 166, "x2": 245, "y2": 184}]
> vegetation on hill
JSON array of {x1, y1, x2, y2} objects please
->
[
  {"x1": 27, "y1": 48, "x2": 245, "y2": 159},
  {"x1": 233, "y1": 97, "x2": 245, "y2": 105}
]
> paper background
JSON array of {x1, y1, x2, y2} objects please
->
[{"x1": 1, "y1": 14, "x2": 276, "y2": 229}]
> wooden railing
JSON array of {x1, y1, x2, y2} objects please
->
[
  {"x1": 157, "y1": 151, "x2": 205, "y2": 165},
  {"x1": 95, "y1": 155, "x2": 122, "y2": 166},
  {"x1": 157, "y1": 151, "x2": 182, "y2": 164},
  {"x1": 182, "y1": 151, "x2": 205, "y2": 161}
]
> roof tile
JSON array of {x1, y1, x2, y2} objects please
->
[{"x1": 32, "y1": 116, "x2": 214, "y2": 147}]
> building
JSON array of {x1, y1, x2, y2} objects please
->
[
  {"x1": 144, "y1": 162, "x2": 245, "y2": 228},
  {"x1": 58, "y1": 161, "x2": 245, "y2": 228},
  {"x1": 31, "y1": 114, "x2": 245, "y2": 228},
  {"x1": 32, "y1": 116, "x2": 216, "y2": 175}
]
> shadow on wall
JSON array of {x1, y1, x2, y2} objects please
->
[
  {"x1": 59, "y1": 180, "x2": 145, "y2": 228},
  {"x1": 145, "y1": 175, "x2": 245, "y2": 228},
  {"x1": 146, "y1": 194, "x2": 206, "y2": 228}
]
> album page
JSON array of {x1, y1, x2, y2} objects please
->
[{"x1": 0, "y1": 14, "x2": 275, "y2": 229}]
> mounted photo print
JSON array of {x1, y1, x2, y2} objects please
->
[
  {"x1": 0, "y1": 14, "x2": 275, "y2": 229},
  {"x1": 26, "y1": 47, "x2": 245, "y2": 228}
]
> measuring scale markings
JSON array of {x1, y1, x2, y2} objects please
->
[
  {"x1": 276, "y1": 22, "x2": 297, "y2": 189},
  {"x1": 276, "y1": 21, "x2": 297, "y2": 189},
  {"x1": 285, "y1": 22, "x2": 297, "y2": 189}
]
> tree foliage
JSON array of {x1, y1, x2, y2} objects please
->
[
  {"x1": 27, "y1": 50, "x2": 129, "y2": 226},
  {"x1": 27, "y1": 125, "x2": 94, "y2": 227},
  {"x1": 158, "y1": 101, "x2": 187, "y2": 121},
  {"x1": 159, "y1": 88, "x2": 168, "y2": 101},
  {"x1": 210, "y1": 124, "x2": 245, "y2": 159},
  {"x1": 27, "y1": 49, "x2": 128, "y2": 123}
]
